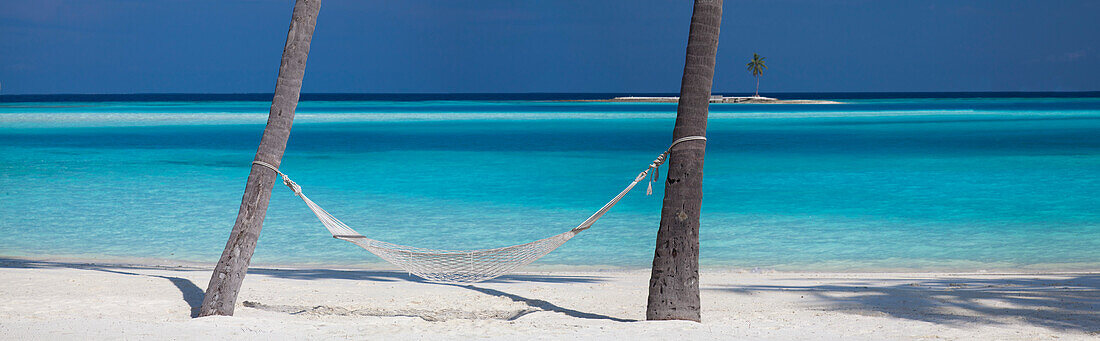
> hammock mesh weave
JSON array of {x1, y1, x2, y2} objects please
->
[
  {"x1": 342, "y1": 232, "x2": 576, "y2": 283},
  {"x1": 292, "y1": 177, "x2": 604, "y2": 284}
]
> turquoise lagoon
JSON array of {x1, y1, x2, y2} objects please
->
[{"x1": 1, "y1": 94, "x2": 1098, "y2": 271}]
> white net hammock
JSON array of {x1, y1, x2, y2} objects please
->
[{"x1": 255, "y1": 136, "x2": 705, "y2": 284}]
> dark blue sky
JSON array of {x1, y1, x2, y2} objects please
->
[{"x1": 1, "y1": 0, "x2": 1097, "y2": 95}]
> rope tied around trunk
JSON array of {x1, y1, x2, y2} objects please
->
[
  {"x1": 252, "y1": 160, "x2": 302, "y2": 196},
  {"x1": 646, "y1": 135, "x2": 708, "y2": 195}
]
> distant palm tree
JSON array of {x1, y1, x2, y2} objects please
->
[{"x1": 746, "y1": 53, "x2": 767, "y2": 97}]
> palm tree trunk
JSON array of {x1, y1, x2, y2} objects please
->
[
  {"x1": 198, "y1": 0, "x2": 321, "y2": 317},
  {"x1": 754, "y1": 75, "x2": 760, "y2": 97},
  {"x1": 646, "y1": 0, "x2": 722, "y2": 322}
]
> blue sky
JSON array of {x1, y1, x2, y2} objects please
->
[{"x1": 1, "y1": 0, "x2": 1097, "y2": 95}]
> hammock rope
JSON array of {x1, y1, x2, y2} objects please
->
[{"x1": 253, "y1": 136, "x2": 706, "y2": 283}]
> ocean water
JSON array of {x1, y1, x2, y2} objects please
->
[{"x1": 1, "y1": 93, "x2": 1098, "y2": 271}]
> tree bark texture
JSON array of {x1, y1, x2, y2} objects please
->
[
  {"x1": 646, "y1": 0, "x2": 722, "y2": 322},
  {"x1": 198, "y1": 0, "x2": 321, "y2": 317}
]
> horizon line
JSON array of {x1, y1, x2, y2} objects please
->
[{"x1": 2, "y1": 90, "x2": 1099, "y2": 97}]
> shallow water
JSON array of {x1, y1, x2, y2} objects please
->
[{"x1": 1, "y1": 95, "x2": 1098, "y2": 270}]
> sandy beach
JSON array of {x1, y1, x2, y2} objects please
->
[{"x1": 1, "y1": 257, "x2": 1096, "y2": 340}]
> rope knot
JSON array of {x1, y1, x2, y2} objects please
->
[
  {"x1": 282, "y1": 175, "x2": 302, "y2": 196},
  {"x1": 643, "y1": 136, "x2": 706, "y2": 196},
  {"x1": 252, "y1": 160, "x2": 303, "y2": 196}
]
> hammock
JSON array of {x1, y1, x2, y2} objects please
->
[{"x1": 254, "y1": 136, "x2": 706, "y2": 283}]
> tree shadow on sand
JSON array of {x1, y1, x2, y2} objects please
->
[
  {"x1": 0, "y1": 257, "x2": 206, "y2": 317},
  {"x1": 708, "y1": 274, "x2": 1100, "y2": 333},
  {"x1": 0, "y1": 257, "x2": 607, "y2": 285},
  {"x1": 242, "y1": 268, "x2": 627, "y2": 321},
  {"x1": 0, "y1": 257, "x2": 614, "y2": 320},
  {"x1": 456, "y1": 285, "x2": 636, "y2": 322}
]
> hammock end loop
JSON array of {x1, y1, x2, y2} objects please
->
[{"x1": 283, "y1": 176, "x2": 302, "y2": 196}]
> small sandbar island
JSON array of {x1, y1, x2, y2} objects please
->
[{"x1": 569, "y1": 96, "x2": 843, "y2": 104}]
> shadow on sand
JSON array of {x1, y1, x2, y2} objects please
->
[
  {"x1": 0, "y1": 257, "x2": 206, "y2": 317},
  {"x1": 708, "y1": 275, "x2": 1100, "y2": 333},
  {"x1": 457, "y1": 285, "x2": 636, "y2": 322},
  {"x1": 0, "y1": 257, "x2": 616, "y2": 321}
]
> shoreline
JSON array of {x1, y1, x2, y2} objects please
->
[
  {"x1": 561, "y1": 96, "x2": 844, "y2": 104},
  {"x1": 6, "y1": 254, "x2": 1098, "y2": 275},
  {"x1": 2, "y1": 255, "x2": 1097, "y2": 339}
]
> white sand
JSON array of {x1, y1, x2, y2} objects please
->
[{"x1": 0, "y1": 258, "x2": 1097, "y2": 340}]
